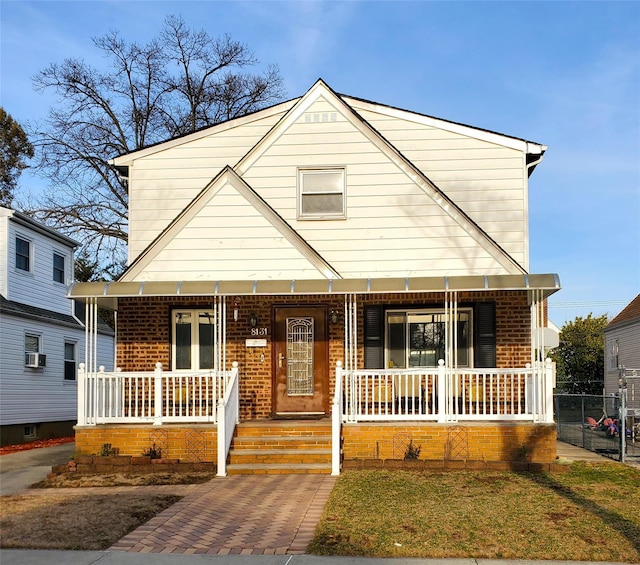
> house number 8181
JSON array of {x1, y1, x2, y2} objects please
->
[{"x1": 251, "y1": 327, "x2": 268, "y2": 336}]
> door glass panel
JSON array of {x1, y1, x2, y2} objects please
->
[
  {"x1": 175, "y1": 312, "x2": 192, "y2": 370},
  {"x1": 286, "y1": 317, "x2": 314, "y2": 395},
  {"x1": 198, "y1": 312, "x2": 214, "y2": 369}
]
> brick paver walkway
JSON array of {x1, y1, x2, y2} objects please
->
[{"x1": 110, "y1": 474, "x2": 337, "y2": 555}]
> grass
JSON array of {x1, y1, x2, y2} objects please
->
[
  {"x1": 0, "y1": 493, "x2": 181, "y2": 550},
  {"x1": 308, "y1": 462, "x2": 640, "y2": 562},
  {"x1": 0, "y1": 471, "x2": 214, "y2": 550},
  {"x1": 1, "y1": 462, "x2": 638, "y2": 559}
]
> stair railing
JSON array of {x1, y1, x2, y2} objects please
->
[{"x1": 217, "y1": 362, "x2": 239, "y2": 477}]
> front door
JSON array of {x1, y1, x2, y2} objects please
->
[{"x1": 273, "y1": 306, "x2": 329, "y2": 415}]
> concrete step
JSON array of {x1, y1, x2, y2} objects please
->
[
  {"x1": 231, "y1": 435, "x2": 332, "y2": 449},
  {"x1": 229, "y1": 448, "x2": 331, "y2": 466},
  {"x1": 227, "y1": 420, "x2": 333, "y2": 474},
  {"x1": 225, "y1": 462, "x2": 332, "y2": 475}
]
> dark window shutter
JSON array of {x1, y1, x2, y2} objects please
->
[
  {"x1": 474, "y1": 301, "x2": 496, "y2": 368},
  {"x1": 364, "y1": 305, "x2": 384, "y2": 369}
]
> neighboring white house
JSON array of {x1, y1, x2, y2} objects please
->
[
  {"x1": 0, "y1": 207, "x2": 114, "y2": 446},
  {"x1": 604, "y1": 294, "x2": 640, "y2": 413}
]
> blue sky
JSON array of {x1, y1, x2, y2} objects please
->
[{"x1": 1, "y1": 0, "x2": 639, "y2": 326}]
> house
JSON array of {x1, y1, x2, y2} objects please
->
[
  {"x1": 0, "y1": 207, "x2": 115, "y2": 446},
  {"x1": 67, "y1": 80, "x2": 561, "y2": 474},
  {"x1": 604, "y1": 294, "x2": 640, "y2": 431}
]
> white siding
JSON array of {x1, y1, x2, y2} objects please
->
[
  {"x1": 352, "y1": 107, "x2": 527, "y2": 266},
  {"x1": 0, "y1": 313, "x2": 114, "y2": 425},
  {"x1": 128, "y1": 111, "x2": 288, "y2": 260},
  {"x1": 5, "y1": 219, "x2": 74, "y2": 314},
  {"x1": 0, "y1": 213, "x2": 8, "y2": 297},
  {"x1": 240, "y1": 96, "x2": 513, "y2": 278},
  {"x1": 604, "y1": 322, "x2": 640, "y2": 397},
  {"x1": 124, "y1": 84, "x2": 532, "y2": 280},
  {"x1": 134, "y1": 181, "x2": 327, "y2": 281}
]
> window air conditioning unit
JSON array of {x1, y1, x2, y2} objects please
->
[{"x1": 25, "y1": 353, "x2": 46, "y2": 368}]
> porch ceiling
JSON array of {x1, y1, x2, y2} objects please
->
[{"x1": 67, "y1": 273, "x2": 560, "y2": 309}]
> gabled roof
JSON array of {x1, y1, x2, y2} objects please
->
[
  {"x1": 606, "y1": 294, "x2": 640, "y2": 330},
  {"x1": 111, "y1": 79, "x2": 545, "y2": 165},
  {"x1": 237, "y1": 79, "x2": 526, "y2": 275},
  {"x1": 118, "y1": 80, "x2": 528, "y2": 281},
  {"x1": 120, "y1": 166, "x2": 341, "y2": 282}
]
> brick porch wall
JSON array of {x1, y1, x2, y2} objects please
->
[
  {"x1": 74, "y1": 425, "x2": 218, "y2": 462},
  {"x1": 342, "y1": 422, "x2": 557, "y2": 464},
  {"x1": 74, "y1": 422, "x2": 556, "y2": 465},
  {"x1": 115, "y1": 291, "x2": 536, "y2": 420}
]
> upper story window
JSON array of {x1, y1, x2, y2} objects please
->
[
  {"x1": 298, "y1": 168, "x2": 345, "y2": 219},
  {"x1": 172, "y1": 310, "x2": 215, "y2": 371},
  {"x1": 608, "y1": 339, "x2": 619, "y2": 370},
  {"x1": 15, "y1": 237, "x2": 31, "y2": 272},
  {"x1": 53, "y1": 253, "x2": 65, "y2": 283}
]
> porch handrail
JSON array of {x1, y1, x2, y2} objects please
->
[
  {"x1": 332, "y1": 361, "x2": 343, "y2": 475},
  {"x1": 217, "y1": 361, "x2": 240, "y2": 477},
  {"x1": 77, "y1": 364, "x2": 229, "y2": 425},
  {"x1": 341, "y1": 359, "x2": 555, "y2": 423}
]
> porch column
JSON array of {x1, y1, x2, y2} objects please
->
[{"x1": 443, "y1": 291, "x2": 459, "y2": 422}]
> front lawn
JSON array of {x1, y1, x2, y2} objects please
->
[{"x1": 309, "y1": 462, "x2": 640, "y2": 562}]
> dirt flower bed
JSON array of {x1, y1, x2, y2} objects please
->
[
  {"x1": 0, "y1": 493, "x2": 181, "y2": 550},
  {"x1": 33, "y1": 471, "x2": 214, "y2": 488}
]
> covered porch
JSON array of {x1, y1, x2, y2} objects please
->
[{"x1": 69, "y1": 273, "x2": 560, "y2": 474}]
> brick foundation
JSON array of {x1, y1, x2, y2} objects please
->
[
  {"x1": 342, "y1": 422, "x2": 557, "y2": 464},
  {"x1": 75, "y1": 421, "x2": 556, "y2": 468},
  {"x1": 74, "y1": 424, "x2": 218, "y2": 462}
]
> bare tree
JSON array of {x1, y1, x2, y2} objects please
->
[{"x1": 28, "y1": 15, "x2": 285, "y2": 276}]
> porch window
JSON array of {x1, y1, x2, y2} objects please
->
[
  {"x1": 172, "y1": 310, "x2": 215, "y2": 371},
  {"x1": 385, "y1": 309, "x2": 472, "y2": 368},
  {"x1": 298, "y1": 168, "x2": 345, "y2": 219}
]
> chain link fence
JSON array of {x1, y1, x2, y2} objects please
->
[{"x1": 555, "y1": 392, "x2": 640, "y2": 463}]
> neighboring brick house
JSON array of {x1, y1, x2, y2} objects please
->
[{"x1": 68, "y1": 80, "x2": 560, "y2": 474}]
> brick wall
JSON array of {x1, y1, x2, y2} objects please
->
[
  {"x1": 342, "y1": 422, "x2": 557, "y2": 463},
  {"x1": 74, "y1": 424, "x2": 218, "y2": 462},
  {"x1": 76, "y1": 421, "x2": 556, "y2": 465},
  {"x1": 115, "y1": 291, "x2": 535, "y2": 419}
]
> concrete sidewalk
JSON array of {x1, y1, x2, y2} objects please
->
[
  {"x1": 0, "y1": 441, "x2": 75, "y2": 495},
  {"x1": 0, "y1": 552, "x2": 629, "y2": 565}
]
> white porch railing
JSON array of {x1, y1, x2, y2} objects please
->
[
  {"x1": 331, "y1": 361, "x2": 343, "y2": 476},
  {"x1": 217, "y1": 362, "x2": 240, "y2": 477},
  {"x1": 77, "y1": 362, "x2": 233, "y2": 426},
  {"x1": 338, "y1": 358, "x2": 555, "y2": 424}
]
